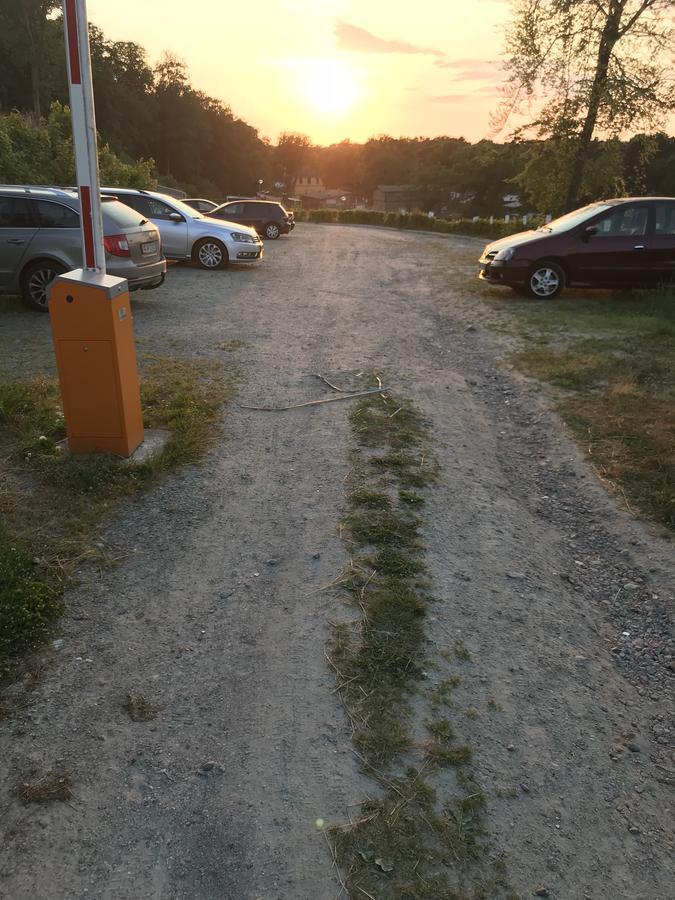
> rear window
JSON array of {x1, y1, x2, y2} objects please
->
[
  {"x1": 655, "y1": 202, "x2": 675, "y2": 236},
  {"x1": 34, "y1": 200, "x2": 79, "y2": 228},
  {"x1": 102, "y1": 199, "x2": 148, "y2": 229}
]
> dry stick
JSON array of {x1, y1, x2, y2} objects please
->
[
  {"x1": 311, "y1": 373, "x2": 350, "y2": 393},
  {"x1": 238, "y1": 387, "x2": 386, "y2": 412}
]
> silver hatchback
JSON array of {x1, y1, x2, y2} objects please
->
[{"x1": 0, "y1": 186, "x2": 166, "y2": 311}]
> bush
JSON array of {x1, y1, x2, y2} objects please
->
[
  {"x1": 295, "y1": 207, "x2": 535, "y2": 239},
  {"x1": 0, "y1": 103, "x2": 157, "y2": 189}
]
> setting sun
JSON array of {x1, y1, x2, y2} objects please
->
[{"x1": 293, "y1": 58, "x2": 363, "y2": 116}]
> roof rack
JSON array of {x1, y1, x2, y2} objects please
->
[{"x1": 0, "y1": 185, "x2": 76, "y2": 196}]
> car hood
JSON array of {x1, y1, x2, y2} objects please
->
[
  {"x1": 201, "y1": 215, "x2": 258, "y2": 237},
  {"x1": 485, "y1": 228, "x2": 552, "y2": 253}
]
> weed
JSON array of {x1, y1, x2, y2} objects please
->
[
  {"x1": 331, "y1": 770, "x2": 500, "y2": 899},
  {"x1": 399, "y1": 489, "x2": 425, "y2": 506},
  {"x1": 346, "y1": 508, "x2": 419, "y2": 549},
  {"x1": 465, "y1": 707, "x2": 480, "y2": 719},
  {"x1": 0, "y1": 535, "x2": 63, "y2": 678},
  {"x1": 454, "y1": 640, "x2": 471, "y2": 661},
  {"x1": 431, "y1": 677, "x2": 462, "y2": 710},
  {"x1": 370, "y1": 546, "x2": 425, "y2": 577},
  {"x1": 350, "y1": 396, "x2": 427, "y2": 450},
  {"x1": 124, "y1": 691, "x2": 162, "y2": 722},
  {"x1": 370, "y1": 451, "x2": 438, "y2": 488},
  {"x1": 217, "y1": 339, "x2": 249, "y2": 351},
  {"x1": 17, "y1": 772, "x2": 72, "y2": 803},
  {"x1": 508, "y1": 289, "x2": 674, "y2": 532},
  {"x1": 348, "y1": 489, "x2": 392, "y2": 510},
  {"x1": 0, "y1": 357, "x2": 235, "y2": 679},
  {"x1": 329, "y1": 385, "x2": 508, "y2": 895}
]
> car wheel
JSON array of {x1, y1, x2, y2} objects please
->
[
  {"x1": 264, "y1": 222, "x2": 280, "y2": 240},
  {"x1": 21, "y1": 259, "x2": 67, "y2": 311},
  {"x1": 526, "y1": 261, "x2": 565, "y2": 299},
  {"x1": 194, "y1": 238, "x2": 228, "y2": 270}
]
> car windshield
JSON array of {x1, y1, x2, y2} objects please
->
[{"x1": 538, "y1": 202, "x2": 612, "y2": 233}]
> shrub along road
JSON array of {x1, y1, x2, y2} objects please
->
[{"x1": 0, "y1": 224, "x2": 672, "y2": 898}]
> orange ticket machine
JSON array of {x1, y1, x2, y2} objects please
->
[{"x1": 49, "y1": 270, "x2": 144, "y2": 457}]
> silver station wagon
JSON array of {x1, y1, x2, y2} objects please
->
[
  {"x1": 100, "y1": 188, "x2": 264, "y2": 269},
  {"x1": 0, "y1": 186, "x2": 166, "y2": 310}
]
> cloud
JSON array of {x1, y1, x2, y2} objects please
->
[
  {"x1": 432, "y1": 87, "x2": 500, "y2": 103},
  {"x1": 334, "y1": 20, "x2": 445, "y2": 58},
  {"x1": 434, "y1": 58, "x2": 503, "y2": 81},
  {"x1": 432, "y1": 94, "x2": 472, "y2": 103}
]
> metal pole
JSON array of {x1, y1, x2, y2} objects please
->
[{"x1": 61, "y1": 0, "x2": 106, "y2": 275}]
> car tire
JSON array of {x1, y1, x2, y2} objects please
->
[
  {"x1": 264, "y1": 222, "x2": 281, "y2": 240},
  {"x1": 21, "y1": 259, "x2": 67, "y2": 312},
  {"x1": 193, "y1": 238, "x2": 229, "y2": 270},
  {"x1": 526, "y1": 261, "x2": 565, "y2": 299}
]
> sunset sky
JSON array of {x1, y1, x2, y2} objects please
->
[{"x1": 86, "y1": 0, "x2": 514, "y2": 145}]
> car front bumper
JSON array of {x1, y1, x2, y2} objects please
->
[
  {"x1": 478, "y1": 258, "x2": 529, "y2": 287},
  {"x1": 232, "y1": 238, "x2": 264, "y2": 261}
]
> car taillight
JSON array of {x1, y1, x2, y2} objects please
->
[{"x1": 103, "y1": 234, "x2": 131, "y2": 257}]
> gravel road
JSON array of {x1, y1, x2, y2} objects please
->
[{"x1": 0, "y1": 223, "x2": 673, "y2": 899}]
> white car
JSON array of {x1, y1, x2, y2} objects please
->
[{"x1": 100, "y1": 188, "x2": 263, "y2": 269}]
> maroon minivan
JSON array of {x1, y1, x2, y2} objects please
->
[{"x1": 478, "y1": 197, "x2": 675, "y2": 298}]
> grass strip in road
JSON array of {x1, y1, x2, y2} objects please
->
[
  {"x1": 327, "y1": 386, "x2": 513, "y2": 899},
  {"x1": 0, "y1": 356, "x2": 234, "y2": 681},
  {"x1": 509, "y1": 289, "x2": 674, "y2": 533}
]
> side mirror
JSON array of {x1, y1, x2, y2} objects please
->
[
  {"x1": 169, "y1": 212, "x2": 183, "y2": 223},
  {"x1": 582, "y1": 225, "x2": 598, "y2": 241}
]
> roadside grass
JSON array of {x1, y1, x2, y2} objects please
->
[
  {"x1": 508, "y1": 288, "x2": 674, "y2": 532},
  {"x1": 327, "y1": 384, "x2": 511, "y2": 898},
  {"x1": 0, "y1": 356, "x2": 234, "y2": 679}
]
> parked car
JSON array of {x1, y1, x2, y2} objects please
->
[
  {"x1": 0, "y1": 186, "x2": 166, "y2": 311},
  {"x1": 210, "y1": 199, "x2": 295, "y2": 240},
  {"x1": 478, "y1": 197, "x2": 675, "y2": 298},
  {"x1": 183, "y1": 198, "x2": 219, "y2": 214},
  {"x1": 100, "y1": 188, "x2": 263, "y2": 269}
]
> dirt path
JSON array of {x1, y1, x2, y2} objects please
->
[{"x1": 0, "y1": 224, "x2": 672, "y2": 899}]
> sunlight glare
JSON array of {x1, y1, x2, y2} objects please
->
[{"x1": 293, "y1": 59, "x2": 362, "y2": 117}]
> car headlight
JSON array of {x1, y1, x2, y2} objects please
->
[
  {"x1": 494, "y1": 247, "x2": 516, "y2": 261},
  {"x1": 230, "y1": 232, "x2": 256, "y2": 243}
]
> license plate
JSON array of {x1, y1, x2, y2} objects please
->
[{"x1": 141, "y1": 241, "x2": 158, "y2": 255}]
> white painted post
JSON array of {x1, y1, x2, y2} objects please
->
[{"x1": 61, "y1": 0, "x2": 105, "y2": 274}]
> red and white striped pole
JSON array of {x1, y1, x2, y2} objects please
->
[{"x1": 61, "y1": 0, "x2": 106, "y2": 275}]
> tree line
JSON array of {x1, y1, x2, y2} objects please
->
[{"x1": 0, "y1": 1, "x2": 673, "y2": 215}]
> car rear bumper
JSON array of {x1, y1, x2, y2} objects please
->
[
  {"x1": 125, "y1": 259, "x2": 167, "y2": 291},
  {"x1": 478, "y1": 258, "x2": 529, "y2": 287}
]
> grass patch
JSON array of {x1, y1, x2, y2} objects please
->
[
  {"x1": 0, "y1": 356, "x2": 234, "y2": 679},
  {"x1": 508, "y1": 288, "x2": 675, "y2": 533},
  {"x1": 349, "y1": 489, "x2": 393, "y2": 510},
  {"x1": 330, "y1": 769, "x2": 507, "y2": 899},
  {"x1": 124, "y1": 691, "x2": 162, "y2": 722},
  {"x1": 17, "y1": 772, "x2": 72, "y2": 804},
  {"x1": 329, "y1": 386, "x2": 508, "y2": 896}
]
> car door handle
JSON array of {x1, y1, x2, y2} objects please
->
[
  {"x1": 6, "y1": 239, "x2": 26, "y2": 245},
  {"x1": 634, "y1": 244, "x2": 645, "y2": 250}
]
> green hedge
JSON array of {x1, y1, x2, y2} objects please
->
[{"x1": 294, "y1": 208, "x2": 532, "y2": 239}]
